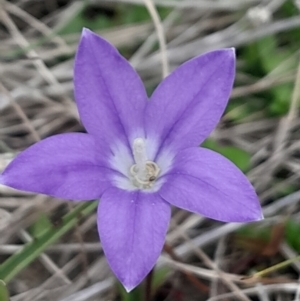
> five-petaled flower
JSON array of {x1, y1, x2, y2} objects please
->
[{"x1": 0, "y1": 29, "x2": 262, "y2": 292}]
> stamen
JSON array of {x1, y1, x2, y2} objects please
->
[{"x1": 130, "y1": 138, "x2": 160, "y2": 189}]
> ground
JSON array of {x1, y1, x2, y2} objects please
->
[{"x1": 1, "y1": 0, "x2": 300, "y2": 300}]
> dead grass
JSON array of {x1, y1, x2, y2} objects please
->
[{"x1": 1, "y1": 0, "x2": 300, "y2": 300}]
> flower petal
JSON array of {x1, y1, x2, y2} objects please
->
[
  {"x1": 0, "y1": 133, "x2": 113, "y2": 200},
  {"x1": 145, "y1": 49, "x2": 235, "y2": 159},
  {"x1": 159, "y1": 147, "x2": 262, "y2": 222},
  {"x1": 98, "y1": 187, "x2": 170, "y2": 291},
  {"x1": 74, "y1": 28, "x2": 148, "y2": 154}
]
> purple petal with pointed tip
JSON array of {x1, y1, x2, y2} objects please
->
[
  {"x1": 98, "y1": 187, "x2": 170, "y2": 292},
  {"x1": 0, "y1": 133, "x2": 113, "y2": 200},
  {"x1": 145, "y1": 49, "x2": 235, "y2": 158},
  {"x1": 159, "y1": 147, "x2": 262, "y2": 222},
  {"x1": 74, "y1": 28, "x2": 148, "y2": 155}
]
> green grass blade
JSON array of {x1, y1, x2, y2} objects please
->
[
  {"x1": 0, "y1": 280, "x2": 9, "y2": 301},
  {"x1": 0, "y1": 201, "x2": 98, "y2": 282}
]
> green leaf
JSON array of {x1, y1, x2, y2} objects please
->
[
  {"x1": 58, "y1": 3, "x2": 112, "y2": 35},
  {"x1": 237, "y1": 224, "x2": 270, "y2": 241},
  {"x1": 118, "y1": 283, "x2": 143, "y2": 301},
  {"x1": 202, "y1": 139, "x2": 251, "y2": 172},
  {"x1": 152, "y1": 266, "x2": 170, "y2": 290},
  {"x1": 0, "y1": 201, "x2": 97, "y2": 283},
  {"x1": 0, "y1": 280, "x2": 9, "y2": 301},
  {"x1": 117, "y1": 267, "x2": 170, "y2": 301},
  {"x1": 285, "y1": 219, "x2": 300, "y2": 252}
]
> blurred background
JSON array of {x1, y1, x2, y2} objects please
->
[{"x1": 1, "y1": 0, "x2": 300, "y2": 300}]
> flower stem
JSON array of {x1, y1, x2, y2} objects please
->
[{"x1": 144, "y1": 268, "x2": 154, "y2": 301}]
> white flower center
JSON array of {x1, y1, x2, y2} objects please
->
[
  {"x1": 130, "y1": 138, "x2": 160, "y2": 189},
  {"x1": 110, "y1": 137, "x2": 174, "y2": 191}
]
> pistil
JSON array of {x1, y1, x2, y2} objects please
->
[
  {"x1": 131, "y1": 138, "x2": 160, "y2": 189},
  {"x1": 133, "y1": 138, "x2": 148, "y2": 181}
]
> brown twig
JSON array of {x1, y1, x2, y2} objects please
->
[{"x1": 163, "y1": 243, "x2": 209, "y2": 293}]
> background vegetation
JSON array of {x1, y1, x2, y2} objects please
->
[{"x1": 1, "y1": 0, "x2": 300, "y2": 300}]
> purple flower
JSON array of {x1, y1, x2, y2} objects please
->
[{"x1": 0, "y1": 29, "x2": 262, "y2": 291}]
